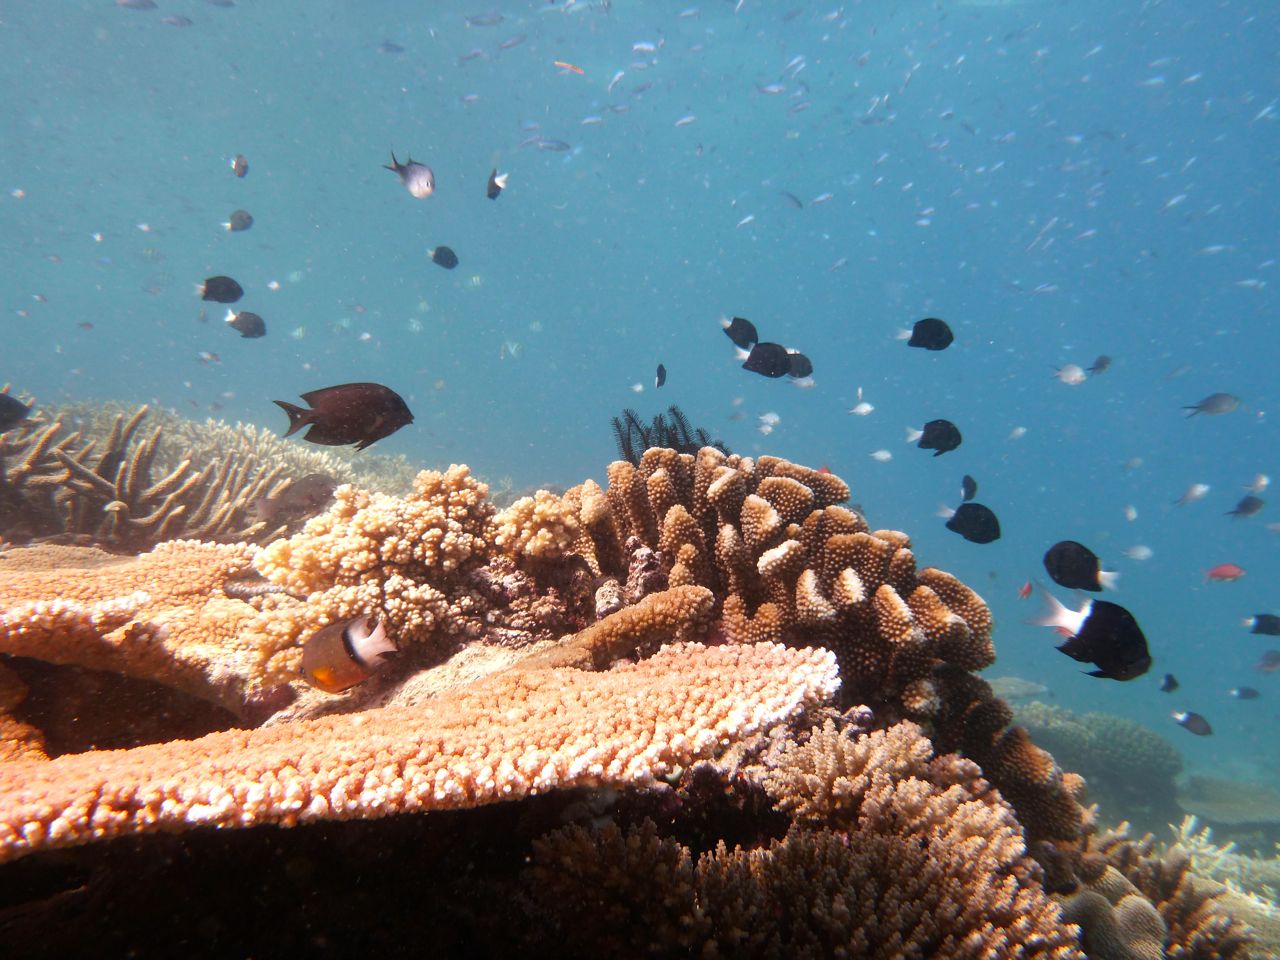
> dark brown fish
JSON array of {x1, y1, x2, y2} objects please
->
[
  {"x1": 1255, "y1": 649, "x2": 1280, "y2": 673},
  {"x1": 1183, "y1": 392, "x2": 1240, "y2": 417},
  {"x1": 253, "y1": 473, "x2": 338, "y2": 522},
  {"x1": 1226, "y1": 495, "x2": 1264, "y2": 519},
  {"x1": 944, "y1": 503, "x2": 1000, "y2": 544},
  {"x1": 1087, "y1": 354, "x2": 1112, "y2": 374},
  {"x1": 200, "y1": 275, "x2": 243, "y2": 303},
  {"x1": 907, "y1": 317, "x2": 953, "y2": 351},
  {"x1": 224, "y1": 309, "x2": 266, "y2": 338},
  {"x1": 1172, "y1": 711, "x2": 1213, "y2": 736},
  {"x1": 274, "y1": 382, "x2": 414, "y2": 451},
  {"x1": 486, "y1": 169, "x2": 508, "y2": 199},
  {"x1": 430, "y1": 246, "x2": 459, "y2": 270},
  {"x1": 0, "y1": 393, "x2": 32, "y2": 432},
  {"x1": 231, "y1": 154, "x2": 249, "y2": 178},
  {"x1": 224, "y1": 209, "x2": 254, "y2": 232},
  {"x1": 721, "y1": 316, "x2": 758, "y2": 349}
]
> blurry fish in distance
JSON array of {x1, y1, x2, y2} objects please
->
[
  {"x1": 1184, "y1": 392, "x2": 1240, "y2": 417},
  {"x1": 848, "y1": 386, "x2": 874, "y2": 416},
  {"x1": 1159, "y1": 673, "x2": 1179, "y2": 693},
  {"x1": 0, "y1": 393, "x2": 32, "y2": 432},
  {"x1": 161, "y1": 15, "x2": 192, "y2": 26},
  {"x1": 1172, "y1": 711, "x2": 1212, "y2": 736},
  {"x1": 253, "y1": 473, "x2": 338, "y2": 523},
  {"x1": 377, "y1": 41, "x2": 405, "y2": 54},
  {"x1": 960, "y1": 475, "x2": 977, "y2": 502},
  {"x1": 223, "y1": 209, "x2": 254, "y2": 232},
  {"x1": 384, "y1": 151, "x2": 435, "y2": 199},
  {"x1": 1033, "y1": 589, "x2": 1152, "y2": 680},
  {"x1": 901, "y1": 317, "x2": 953, "y2": 351},
  {"x1": 274, "y1": 382, "x2": 414, "y2": 451},
  {"x1": 486, "y1": 169, "x2": 508, "y2": 199},
  {"x1": 1243, "y1": 614, "x2": 1280, "y2": 636},
  {"x1": 1255, "y1": 650, "x2": 1280, "y2": 673},
  {"x1": 1087, "y1": 354, "x2": 1112, "y2": 374},
  {"x1": 1245, "y1": 473, "x2": 1270, "y2": 494},
  {"x1": 869, "y1": 450, "x2": 892, "y2": 462},
  {"x1": 429, "y1": 246, "x2": 459, "y2": 270},
  {"x1": 1043, "y1": 540, "x2": 1119, "y2": 592},
  {"x1": 224, "y1": 309, "x2": 266, "y2": 338},
  {"x1": 906, "y1": 419, "x2": 962, "y2": 456},
  {"x1": 1054, "y1": 364, "x2": 1087, "y2": 386},
  {"x1": 1230, "y1": 686, "x2": 1260, "y2": 700},
  {"x1": 1176, "y1": 482, "x2": 1210, "y2": 505},
  {"x1": 940, "y1": 502, "x2": 1000, "y2": 543},
  {"x1": 1122, "y1": 545, "x2": 1153, "y2": 561},
  {"x1": 721, "y1": 316, "x2": 758, "y2": 349},
  {"x1": 117, "y1": 1, "x2": 157, "y2": 10},
  {"x1": 1204, "y1": 563, "x2": 1245, "y2": 582},
  {"x1": 1227, "y1": 495, "x2": 1264, "y2": 519},
  {"x1": 655, "y1": 363, "x2": 666, "y2": 388},
  {"x1": 199, "y1": 276, "x2": 244, "y2": 303},
  {"x1": 230, "y1": 154, "x2": 248, "y2": 178}
]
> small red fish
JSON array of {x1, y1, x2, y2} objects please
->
[
  {"x1": 1018, "y1": 580, "x2": 1033, "y2": 600},
  {"x1": 1204, "y1": 563, "x2": 1246, "y2": 582},
  {"x1": 817, "y1": 465, "x2": 832, "y2": 475}
]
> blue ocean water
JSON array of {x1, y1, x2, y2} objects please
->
[{"x1": 2, "y1": 1, "x2": 1277, "y2": 790}]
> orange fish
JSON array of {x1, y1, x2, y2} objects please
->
[
  {"x1": 1018, "y1": 580, "x2": 1033, "y2": 600},
  {"x1": 817, "y1": 465, "x2": 832, "y2": 475},
  {"x1": 553, "y1": 60, "x2": 585, "y2": 75},
  {"x1": 1204, "y1": 563, "x2": 1246, "y2": 582}
]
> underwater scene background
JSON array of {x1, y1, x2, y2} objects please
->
[{"x1": 2, "y1": 0, "x2": 1279, "y2": 956}]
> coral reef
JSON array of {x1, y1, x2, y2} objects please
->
[
  {"x1": 1178, "y1": 776, "x2": 1280, "y2": 842},
  {"x1": 1015, "y1": 700, "x2": 1184, "y2": 832}
]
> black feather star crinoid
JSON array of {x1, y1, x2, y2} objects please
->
[{"x1": 610, "y1": 406, "x2": 730, "y2": 466}]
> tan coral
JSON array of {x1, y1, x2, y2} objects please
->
[
  {"x1": 0, "y1": 641, "x2": 840, "y2": 864},
  {"x1": 493, "y1": 489, "x2": 581, "y2": 564}
]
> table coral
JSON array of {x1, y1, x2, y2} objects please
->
[{"x1": 0, "y1": 641, "x2": 838, "y2": 864}]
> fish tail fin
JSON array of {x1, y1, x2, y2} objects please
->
[
  {"x1": 1029, "y1": 583, "x2": 1072, "y2": 630},
  {"x1": 935, "y1": 504, "x2": 955, "y2": 520},
  {"x1": 1098, "y1": 569, "x2": 1121, "y2": 591},
  {"x1": 905, "y1": 427, "x2": 923, "y2": 443},
  {"x1": 273, "y1": 400, "x2": 311, "y2": 438},
  {"x1": 1182, "y1": 406, "x2": 1199, "y2": 417}
]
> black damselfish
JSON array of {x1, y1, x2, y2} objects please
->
[
  {"x1": 1245, "y1": 614, "x2": 1280, "y2": 636},
  {"x1": 912, "y1": 419, "x2": 961, "y2": 456},
  {"x1": 274, "y1": 382, "x2": 414, "y2": 451},
  {"x1": 907, "y1": 317, "x2": 953, "y2": 351},
  {"x1": 960, "y1": 474, "x2": 977, "y2": 502},
  {"x1": 1034, "y1": 590, "x2": 1151, "y2": 681},
  {"x1": 742, "y1": 342, "x2": 792, "y2": 378},
  {"x1": 1159, "y1": 673, "x2": 1179, "y2": 693},
  {"x1": 655, "y1": 363, "x2": 666, "y2": 389},
  {"x1": 943, "y1": 502, "x2": 1000, "y2": 543},
  {"x1": 430, "y1": 246, "x2": 459, "y2": 270},
  {"x1": 721, "y1": 316, "x2": 759, "y2": 350},
  {"x1": 1043, "y1": 540, "x2": 1117, "y2": 592},
  {"x1": 200, "y1": 276, "x2": 244, "y2": 304}
]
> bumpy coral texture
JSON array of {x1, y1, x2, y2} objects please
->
[
  {"x1": 0, "y1": 641, "x2": 839, "y2": 864},
  {"x1": 527, "y1": 719, "x2": 1084, "y2": 959}
]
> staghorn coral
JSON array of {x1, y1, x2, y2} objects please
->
[
  {"x1": 527, "y1": 719, "x2": 1084, "y2": 959},
  {"x1": 0, "y1": 641, "x2": 839, "y2": 864},
  {"x1": 0, "y1": 540, "x2": 271, "y2": 717},
  {"x1": 1169, "y1": 815, "x2": 1280, "y2": 902}
]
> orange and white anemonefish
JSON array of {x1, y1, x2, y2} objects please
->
[{"x1": 300, "y1": 614, "x2": 397, "y2": 694}]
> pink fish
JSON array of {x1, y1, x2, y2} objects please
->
[{"x1": 1204, "y1": 563, "x2": 1246, "y2": 582}]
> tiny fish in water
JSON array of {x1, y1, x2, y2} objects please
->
[
  {"x1": 906, "y1": 419, "x2": 962, "y2": 456},
  {"x1": 117, "y1": 0, "x2": 157, "y2": 9},
  {"x1": 230, "y1": 154, "x2": 249, "y2": 178},
  {"x1": 1159, "y1": 673, "x2": 1179, "y2": 693},
  {"x1": 1034, "y1": 589, "x2": 1151, "y2": 680},
  {"x1": 721, "y1": 316, "x2": 758, "y2": 349},
  {"x1": 1176, "y1": 483, "x2": 1210, "y2": 505},
  {"x1": 902, "y1": 317, "x2": 953, "y2": 351},
  {"x1": 1255, "y1": 650, "x2": 1280, "y2": 673},
  {"x1": 1245, "y1": 473, "x2": 1270, "y2": 494},
  {"x1": 429, "y1": 246, "x2": 459, "y2": 270},
  {"x1": 0, "y1": 393, "x2": 32, "y2": 432},
  {"x1": 1226, "y1": 495, "x2": 1264, "y2": 519},
  {"x1": 1184, "y1": 392, "x2": 1240, "y2": 417},
  {"x1": 1043, "y1": 540, "x2": 1119, "y2": 592},
  {"x1": 223, "y1": 209, "x2": 254, "y2": 232},
  {"x1": 465, "y1": 12, "x2": 504, "y2": 27},
  {"x1": 253, "y1": 473, "x2": 338, "y2": 523},
  {"x1": 655, "y1": 363, "x2": 666, "y2": 388},
  {"x1": 161, "y1": 15, "x2": 192, "y2": 26},
  {"x1": 1243, "y1": 614, "x2": 1280, "y2": 636},
  {"x1": 1018, "y1": 580, "x2": 1033, "y2": 600},
  {"x1": 1087, "y1": 354, "x2": 1111, "y2": 374},
  {"x1": 847, "y1": 386, "x2": 874, "y2": 416},
  {"x1": 224, "y1": 309, "x2": 266, "y2": 338},
  {"x1": 301, "y1": 615, "x2": 397, "y2": 693},
  {"x1": 377, "y1": 41, "x2": 405, "y2": 54},
  {"x1": 274, "y1": 382, "x2": 414, "y2": 451},
  {"x1": 1054, "y1": 364, "x2": 1087, "y2": 386},
  {"x1": 199, "y1": 276, "x2": 244, "y2": 303},
  {"x1": 1205, "y1": 563, "x2": 1245, "y2": 582},
  {"x1": 1230, "y1": 686, "x2": 1260, "y2": 700},
  {"x1": 941, "y1": 503, "x2": 1001, "y2": 544},
  {"x1": 869, "y1": 449, "x2": 893, "y2": 463},
  {"x1": 1122, "y1": 545, "x2": 1153, "y2": 561},
  {"x1": 486, "y1": 169, "x2": 508, "y2": 200},
  {"x1": 960, "y1": 475, "x2": 977, "y2": 502},
  {"x1": 1172, "y1": 711, "x2": 1213, "y2": 736},
  {"x1": 384, "y1": 151, "x2": 435, "y2": 199}
]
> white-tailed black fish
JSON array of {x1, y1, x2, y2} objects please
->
[
  {"x1": 961, "y1": 474, "x2": 977, "y2": 502},
  {"x1": 430, "y1": 246, "x2": 459, "y2": 270},
  {"x1": 486, "y1": 169, "x2": 508, "y2": 200},
  {"x1": 1172, "y1": 711, "x2": 1213, "y2": 736},
  {"x1": 905, "y1": 317, "x2": 953, "y2": 351},
  {"x1": 655, "y1": 363, "x2": 666, "y2": 388},
  {"x1": 741, "y1": 342, "x2": 791, "y2": 378},
  {"x1": 907, "y1": 419, "x2": 962, "y2": 456},
  {"x1": 1087, "y1": 354, "x2": 1112, "y2": 375},
  {"x1": 942, "y1": 502, "x2": 1000, "y2": 544},
  {"x1": 224, "y1": 309, "x2": 266, "y2": 338},
  {"x1": 722, "y1": 316, "x2": 758, "y2": 350},
  {"x1": 1227, "y1": 495, "x2": 1265, "y2": 519},
  {"x1": 223, "y1": 209, "x2": 254, "y2": 232},
  {"x1": 1230, "y1": 686, "x2": 1260, "y2": 700},
  {"x1": 384, "y1": 151, "x2": 435, "y2": 199},
  {"x1": 231, "y1": 154, "x2": 249, "y2": 178},
  {"x1": 0, "y1": 393, "x2": 31, "y2": 432},
  {"x1": 274, "y1": 382, "x2": 414, "y2": 451},
  {"x1": 1159, "y1": 673, "x2": 1179, "y2": 693},
  {"x1": 300, "y1": 615, "x2": 397, "y2": 693},
  {"x1": 1034, "y1": 590, "x2": 1151, "y2": 680},
  {"x1": 1244, "y1": 614, "x2": 1280, "y2": 636},
  {"x1": 1043, "y1": 540, "x2": 1118, "y2": 592},
  {"x1": 1183, "y1": 392, "x2": 1240, "y2": 417},
  {"x1": 787, "y1": 350, "x2": 813, "y2": 379},
  {"x1": 199, "y1": 276, "x2": 243, "y2": 303}
]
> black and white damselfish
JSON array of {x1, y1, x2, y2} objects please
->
[{"x1": 1033, "y1": 588, "x2": 1151, "y2": 681}]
